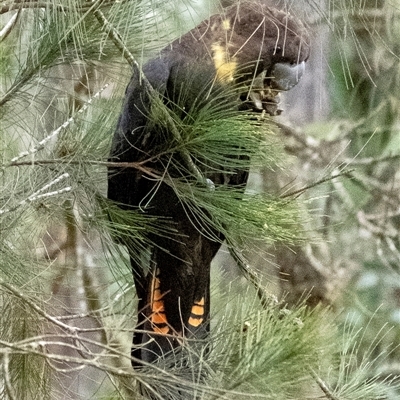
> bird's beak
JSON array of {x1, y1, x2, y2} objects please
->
[
  {"x1": 246, "y1": 61, "x2": 306, "y2": 116},
  {"x1": 269, "y1": 61, "x2": 305, "y2": 91}
]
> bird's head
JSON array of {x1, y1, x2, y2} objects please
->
[{"x1": 206, "y1": 1, "x2": 310, "y2": 115}]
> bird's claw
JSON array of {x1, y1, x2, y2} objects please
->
[
  {"x1": 249, "y1": 88, "x2": 282, "y2": 116},
  {"x1": 247, "y1": 61, "x2": 306, "y2": 116}
]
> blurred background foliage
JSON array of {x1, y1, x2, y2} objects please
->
[{"x1": 1, "y1": 0, "x2": 400, "y2": 399}]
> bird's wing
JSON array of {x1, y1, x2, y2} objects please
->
[{"x1": 108, "y1": 57, "x2": 171, "y2": 207}]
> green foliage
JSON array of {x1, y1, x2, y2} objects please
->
[
  {"x1": 210, "y1": 296, "x2": 326, "y2": 398},
  {"x1": 1, "y1": 0, "x2": 399, "y2": 399},
  {"x1": 285, "y1": 1, "x2": 400, "y2": 397},
  {"x1": 101, "y1": 275, "x2": 400, "y2": 399}
]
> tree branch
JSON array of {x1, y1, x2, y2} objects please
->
[
  {"x1": 0, "y1": 279, "x2": 78, "y2": 334},
  {"x1": 0, "y1": 8, "x2": 20, "y2": 41},
  {"x1": 6, "y1": 83, "x2": 109, "y2": 163},
  {"x1": 309, "y1": 368, "x2": 340, "y2": 400},
  {"x1": 280, "y1": 170, "x2": 354, "y2": 199},
  {"x1": 2, "y1": 352, "x2": 17, "y2": 400},
  {"x1": 0, "y1": 0, "x2": 120, "y2": 15}
]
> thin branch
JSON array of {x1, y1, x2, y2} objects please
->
[
  {"x1": 0, "y1": 173, "x2": 71, "y2": 215},
  {"x1": 0, "y1": 278, "x2": 109, "y2": 361},
  {"x1": 344, "y1": 154, "x2": 400, "y2": 165},
  {"x1": 0, "y1": 279, "x2": 78, "y2": 334},
  {"x1": 4, "y1": 158, "x2": 162, "y2": 180},
  {"x1": 225, "y1": 238, "x2": 275, "y2": 309},
  {"x1": 2, "y1": 352, "x2": 17, "y2": 400},
  {"x1": 385, "y1": 237, "x2": 400, "y2": 262},
  {"x1": 351, "y1": 173, "x2": 400, "y2": 208},
  {"x1": 92, "y1": 5, "x2": 135, "y2": 66},
  {"x1": 0, "y1": 337, "x2": 132, "y2": 376},
  {"x1": 0, "y1": 9, "x2": 20, "y2": 41},
  {"x1": 0, "y1": 336, "x2": 228, "y2": 398},
  {"x1": 357, "y1": 211, "x2": 397, "y2": 239},
  {"x1": 0, "y1": 0, "x2": 121, "y2": 15},
  {"x1": 0, "y1": 333, "x2": 129, "y2": 364},
  {"x1": 280, "y1": 170, "x2": 354, "y2": 199},
  {"x1": 7, "y1": 84, "x2": 109, "y2": 164},
  {"x1": 309, "y1": 368, "x2": 340, "y2": 400},
  {"x1": 360, "y1": 208, "x2": 400, "y2": 221}
]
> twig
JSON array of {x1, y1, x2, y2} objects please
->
[
  {"x1": 92, "y1": 4, "x2": 135, "y2": 66},
  {"x1": 362, "y1": 208, "x2": 400, "y2": 221},
  {"x1": 0, "y1": 173, "x2": 71, "y2": 215},
  {"x1": 2, "y1": 352, "x2": 17, "y2": 400},
  {"x1": 357, "y1": 211, "x2": 397, "y2": 239},
  {"x1": 0, "y1": 277, "x2": 102, "y2": 361},
  {"x1": 0, "y1": 279, "x2": 77, "y2": 334},
  {"x1": 344, "y1": 154, "x2": 400, "y2": 165},
  {"x1": 0, "y1": 337, "x2": 133, "y2": 376},
  {"x1": 0, "y1": 0, "x2": 122, "y2": 15},
  {"x1": 309, "y1": 368, "x2": 340, "y2": 400},
  {"x1": 4, "y1": 158, "x2": 162, "y2": 180},
  {"x1": 0, "y1": 9, "x2": 20, "y2": 41},
  {"x1": 386, "y1": 237, "x2": 400, "y2": 262},
  {"x1": 8, "y1": 84, "x2": 109, "y2": 164},
  {"x1": 225, "y1": 238, "x2": 273, "y2": 309},
  {"x1": 280, "y1": 170, "x2": 354, "y2": 199},
  {"x1": 0, "y1": 335, "x2": 217, "y2": 397}
]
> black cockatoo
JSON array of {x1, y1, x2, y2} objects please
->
[{"x1": 108, "y1": 0, "x2": 310, "y2": 366}]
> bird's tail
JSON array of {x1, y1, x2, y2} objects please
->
[{"x1": 130, "y1": 244, "x2": 212, "y2": 366}]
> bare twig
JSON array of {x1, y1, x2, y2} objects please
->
[
  {"x1": 4, "y1": 158, "x2": 162, "y2": 181},
  {"x1": 2, "y1": 352, "x2": 17, "y2": 400},
  {"x1": 357, "y1": 211, "x2": 397, "y2": 239},
  {"x1": 0, "y1": 173, "x2": 71, "y2": 215},
  {"x1": 386, "y1": 237, "x2": 400, "y2": 262},
  {"x1": 0, "y1": 0, "x2": 121, "y2": 15},
  {"x1": 309, "y1": 368, "x2": 340, "y2": 400},
  {"x1": 0, "y1": 279, "x2": 78, "y2": 334},
  {"x1": 0, "y1": 9, "x2": 20, "y2": 41},
  {"x1": 0, "y1": 337, "x2": 132, "y2": 376},
  {"x1": 7, "y1": 84, "x2": 109, "y2": 164},
  {"x1": 280, "y1": 170, "x2": 354, "y2": 199},
  {"x1": 0, "y1": 335, "x2": 226, "y2": 398},
  {"x1": 344, "y1": 154, "x2": 400, "y2": 165}
]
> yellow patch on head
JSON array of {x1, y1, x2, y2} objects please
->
[
  {"x1": 211, "y1": 43, "x2": 237, "y2": 83},
  {"x1": 222, "y1": 19, "x2": 231, "y2": 30}
]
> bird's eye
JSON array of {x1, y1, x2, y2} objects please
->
[{"x1": 274, "y1": 46, "x2": 282, "y2": 55}]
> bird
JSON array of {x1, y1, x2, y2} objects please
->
[{"x1": 108, "y1": 0, "x2": 310, "y2": 367}]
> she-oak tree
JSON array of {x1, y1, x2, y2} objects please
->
[{"x1": 1, "y1": 1, "x2": 399, "y2": 399}]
